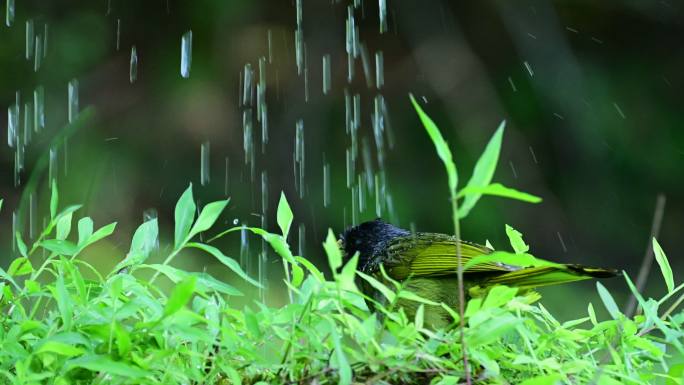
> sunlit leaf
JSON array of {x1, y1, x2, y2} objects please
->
[
  {"x1": 652, "y1": 238, "x2": 674, "y2": 293},
  {"x1": 56, "y1": 212, "x2": 73, "y2": 240},
  {"x1": 14, "y1": 232, "x2": 28, "y2": 258},
  {"x1": 459, "y1": 121, "x2": 504, "y2": 218},
  {"x1": 174, "y1": 183, "x2": 196, "y2": 249},
  {"x1": 188, "y1": 199, "x2": 229, "y2": 239},
  {"x1": 324, "y1": 228, "x2": 342, "y2": 272},
  {"x1": 410, "y1": 94, "x2": 458, "y2": 194},
  {"x1": 65, "y1": 355, "x2": 150, "y2": 378},
  {"x1": 41, "y1": 239, "x2": 78, "y2": 256},
  {"x1": 163, "y1": 275, "x2": 197, "y2": 318},
  {"x1": 518, "y1": 374, "x2": 563, "y2": 385},
  {"x1": 77, "y1": 217, "x2": 94, "y2": 246},
  {"x1": 50, "y1": 179, "x2": 58, "y2": 219},
  {"x1": 8, "y1": 257, "x2": 32, "y2": 276},
  {"x1": 597, "y1": 282, "x2": 621, "y2": 319},
  {"x1": 186, "y1": 242, "x2": 261, "y2": 287},
  {"x1": 37, "y1": 341, "x2": 84, "y2": 357},
  {"x1": 505, "y1": 224, "x2": 529, "y2": 254},
  {"x1": 458, "y1": 183, "x2": 542, "y2": 206},
  {"x1": 357, "y1": 271, "x2": 395, "y2": 303},
  {"x1": 277, "y1": 191, "x2": 294, "y2": 239}
]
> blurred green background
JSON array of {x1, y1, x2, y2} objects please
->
[{"x1": 1, "y1": 0, "x2": 682, "y2": 318}]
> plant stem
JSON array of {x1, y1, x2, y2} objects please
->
[{"x1": 449, "y1": 194, "x2": 471, "y2": 385}]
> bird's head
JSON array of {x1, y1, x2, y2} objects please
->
[{"x1": 338, "y1": 218, "x2": 410, "y2": 272}]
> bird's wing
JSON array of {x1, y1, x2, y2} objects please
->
[
  {"x1": 383, "y1": 233, "x2": 517, "y2": 280},
  {"x1": 480, "y1": 264, "x2": 618, "y2": 290}
]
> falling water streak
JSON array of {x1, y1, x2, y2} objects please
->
[
  {"x1": 375, "y1": 51, "x2": 384, "y2": 89},
  {"x1": 523, "y1": 61, "x2": 534, "y2": 77},
  {"x1": 116, "y1": 19, "x2": 121, "y2": 51},
  {"x1": 23, "y1": 101, "x2": 32, "y2": 145},
  {"x1": 298, "y1": 223, "x2": 306, "y2": 258},
  {"x1": 345, "y1": 148, "x2": 354, "y2": 188},
  {"x1": 359, "y1": 43, "x2": 373, "y2": 88},
  {"x1": 5, "y1": 0, "x2": 15, "y2": 27},
  {"x1": 508, "y1": 77, "x2": 517, "y2": 92},
  {"x1": 68, "y1": 79, "x2": 79, "y2": 123},
  {"x1": 323, "y1": 162, "x2": 331, "y2": 207},
  {"x1": 48, "y1": 147, "x2": 57, "y2": 185},
  {"x1": 351, "y1": 185, "x2": 358, "y2": 225},
  {"x1": 378, "y1": 0, "x2": 387, "y2": 33},
  {"x1": 304, "y1": 64, "x2": 310, "y2": 102},
  {"x1": 25, "y1": 20, "x2": 34, "y2": 60},
  {"x1": 294, "y1": 120, "x2": 305, "y2": 198},
  {"x1": 361, "y1": 137, "x2": 374, "y2": 190},
  {"x1": 352, "y1": 93, "x2": 360, "y2": 159},
  {"x1": 243, "y1": 110, "x2": 253, "y2": 165},
  {"x1": 346, "y1": 6, "x2": 356, "y2": 82},
  {"x1": 294, "y1": 0, "x2": 303, "y2": 75},
  {"x1": 261, "y1": 171, "x2": 268, "y2": 220},
  {"x1": 243, "y1": 63, "x2": 253, "y2": 106},
  {"x1": 613, "y1": 102, "x2": 626, "y2": 119},
  {"x1": 386, "y1": 192, "x2": 397, "y2": 224},
  {"x1": 358, "y1": 174, "x2": 365, "y2": 213},
  {"x1": 11, "y1": 211, "x2": 17, "y2": 251},
  {"x1": 29, "y1": 193, "x2": 36, "y2": 240},
  {"x1": 373, "y1": 95, "x2": 387, "y2": 172},
  {"x1": 34, "y1": 86, "x2": 45, "y2": 133},
  {"x1": 224, "y1": 157, "x2": 230, "y2": 196},
  {"x1": 374, "y1": 173, "x2": 381, "y2": 217},
  {"x1": 34, "y1": 35, "x2": 42, "y2": 71},
  {"x1": 200, "y1": 141, "x2": 210, "y2": 186},
  {"x1": 129, "y1": 46, "x2": 138, "y2": 83},
  {"x1": 322, "y1": 54, "x2": 331, "y2": 95},
  {"x1": 529, "y1": 146, "x2": 538, "y2": 164},
  {"x1": 556, "y1": 232, "x2": 568, "y2": 253},
  {"x1": 240, "y1": 225, "x2": 249, "y2": 273},
  {"x1": 258, "y1": 57, "x2": 268, "y2": 150},
  {"x1": 344, "y1": 89, "x2": 351, "y2": 134},
  {"x1": 7, "y1": 99, "x2": 18, "y2": 147},
  {"x1": 509, "y1": 161, "x2": 518, "y2": 179},
  {"x1": 267, "y1": 29, "x2": 273, "y2": 63},
  {"x1": 180, "y1": 30, "x2": 193, "y2": 78},
  {"x1": 43, "y1": 24, "x2": 48, "y2": 58}
]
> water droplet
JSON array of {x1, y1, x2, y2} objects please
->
[
  {"x1": 5, "y1": 0, "x2": 15, "y2": 27},
  {"x1": 509, "y1": 161, "x2": 518, "y2": 179},
  {"x1": 323, "y1": 162, "x2": 331, "y2": 207},
  {"x1": 200, "y1": 141, "x2": 210, "y2": 186},
  {"x1": 33, "y1": 35, "x2": 42, "y2": 71},
  {"x1": 7, "y1": 99, "x2": 19, "y2": 148},
  {"x1": 68, "y1": 79, "x2": 79, "y2": 123},
  {"x1": 294, "y1": 119, "x2": 305, "y2": 198},
  {"x1": 508, "y1": 76, "x2": 517, "y2": 92},
  {"x1": 523, "y1": 61, "x2": 534, "y2": 77},
  {"x1": 322, "y1": 54, "x2": 331, "y2": 95},
  {"x1": 375, "y1": 51, "x2": 384, "y2": 89},
  {"x1": 33, "y1": 86, "x2": 44, "y2": 133},
  {"x1": 379, "y1": 0, "x2": 387, "y2": 33},
  {"x1": 233, "y1": 218, "x2": 239, "y2": 225},
  {"x1": 529, "y1": 146, "x2": 538, "y2": 164},
  {"x1": 298, "y1": 223, "x2": 305, "y2": 257},
  {"x1": 261, "y1": 170, "x2": 268, "y2": 218},
  {"x1": 129, "y1": 46, "x2": 138, "y2": 83},
  {"x1": 180, "y1": 30, "x2": 192, "y2": 78},
  {"x1": 48, "y1": 147, "x2": 57, "y2": 184},
  {"x1": 25, "y1": 20, "x2": 34, "y2": 60},
  {"x1": 116, "y1": 19, "x2": 121, "y2": 51}
]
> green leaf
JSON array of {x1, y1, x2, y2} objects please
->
[
  {"x1": 458, "y1": 183, "x2": 542, "y2": 206},
  {"x1": 50, "y1": 179, "x2": 58, "y2": 219},
  {"x1": 77, "y1": 217, "x2": 93, "y2": 246},
  {"x1": 40, "y1": 239, "x2": 78, "y2": 256},
  {"x1": 56, "y1": 212, "x2": 73, "y2": 240},
  {"x1": 398, "y1": 289, "x2": 440, "y2": 306},
  {"x1": 85, "y1": 222, "x2": 117, "y2": 246},
  {"x1": 15, "y1": 232, "x2": 28, "y2": 258},
  {"x1": 37, "y1": 341, "x2": 84, "y2": 357},
  {"x1": 54, "y1": 270, "x2": 73, "y2": 330},
  {"x1": 186, "y1": 242, "x2": 261, "y2": 287},
  {"x1": 357, "y1": 271, "x2": 395, "y2": 303},
  {"x1": 291, "y1": 263, "x2": 304, "y2": 287},
  {"x1": 277, "y1": 192, "x2": 294, "y2": 238},
  {"x1": 174, "y1": 184, "x2": 196, "y2": 249},
  {"x1": 459, "y1": 121, "x2": 504, "y2": 218},
  {"x1": 65, "y1": 355, "x2": 149, "y2": 378},
  {"x1": 518, "y1": 374, "x2": 563, "y2": 385},
  {"x1": 652, "y1": 238, "x2": 674, "y2": 293},
  {"x1": 295, "y1": 256, "x2": 325, "y2": 283},
  {"x1": 8, "y1": 257, "x2": 32, "y2": 276},
  {"x1": 332, "y1": 330, "x2": 351, "y2": 385},
  {"x1": 409, "y1": 94, "x2": 458, "y2": 194},
  {"x1": 324, "y1": 228, "x2": 342, "y2": 272},
  {"x1": 505, "y1": 224, "x2": 529, "y2": 254},
  {"x1": 163, "y1": 276, "x2": 197, "y2": 318},
  {"x1": 129, "y1": 218, "x2": 158, "y2": 257},
  {"x1": 143, "y1": 264, "x2": 242, "y2": 296},
  {"x1": 188, "y1": 199, "x2": 229, "y2": 239},
  {"x1": 596, "y1": 282, "x2": 621, "y2": 319}
]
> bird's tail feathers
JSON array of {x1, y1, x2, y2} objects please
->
[{"x1": 482, "y1": 264, "x2": 618, "y2": 290}]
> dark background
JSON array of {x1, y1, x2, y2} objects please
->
[{"x1": 1, "y1": 0, "x2": 682, "y2": 318}]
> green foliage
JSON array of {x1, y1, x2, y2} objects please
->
[{"x1": 1, "y1": 107, "x2": 683, "y2": 384}]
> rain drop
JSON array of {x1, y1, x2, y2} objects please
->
[
  {"x1": 5, "y1": 0, "x2": 14, "y2": 27},
  {"x1": 200, "y1": 141, "x2": 210, "y2": 186},
  {"x1": 322, "y1": 54, "x2": 331, "y2": 95},
  {"x1": 180, "y1": 30, "x2": 192, "y2": 78},
  {"x1": 25, "y1": 20, "x2": 34, "y2": 60},
  {"x1": 68, "y1": 79, "x2": 79, "y2": 123},
  {"x1": 129, "y1": 46, "x2": 138, "y2": 83}
]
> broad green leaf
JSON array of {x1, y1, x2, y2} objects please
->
[
  {"x1": 174, "y1": 184, "x2": 196, "y2": 249},
  {"x1": 357, "y1": 271, "x2": 395, "y2": 303},
  {"x1": 77, "y1": 217, "x2": 93, "y2": 246},
  {"x1": 291, "y1": 263, "x2": 304, "y2": 287},
  {"x1": 652, "y1": 238, "x2": 674, "y2": 293},
  {"x1": 56, "y1": 212, "x2": 73, "y2": 240},
  {"x1": 409, "y1": 94, "x2": 458, "y2": 194},
  {"x1": 15, "y1": 232, "x2": 28, "y2": 258},
  {"x1": 41, "y1": 239, "x2": 78, "y2": 256},
  {"x1": 505, "y1": 224, "x2": 529, "y2": 254},
  {"x1": 277, "y1": 191, "x2": 293, "y2": 238},
  {"x1": 467, "y1": 312, "x2": 519, "y2": 346},
  {"x1": 597, "y1": 282, "x2": 621, "y2": 319},
  {"x1": 129, "y1": 218, "x2": 158, "y2": 257},
  {"x1": 482, "y1": 285, "x2": 518, "y2": 309},
  {"x1": 37, "y1": 341, "x2": 84, "y2": 357},
  {"x1": 163, "y1": 276, "x2": 197, "y2": 318},
  {"x1": 65, "y1": 355, "x2": 149, "y2": 378},
  {"x1": 324, "y1": 228, "x2": 342, "y2": 272},
  {"x1": 415, "y1": 304, "x2": 425, "y2": 329},
  {"x1": 458, "y1": 183, "x2": 542, "y2": 205},
  {"x1": 518, "y1": 374, "x2": 563, "y2": 385},
  {"x1": 54, "y1": 270, "x2": 73, "y2": 330},
  {"x1": 143, "y1": 264, "x2": 242, "y2": 296},
  {"x1": 459, "y1": 121, "x2": 504, "y2": 218},
  {"x1": 8, "y1": 257, "x2": 32, "y2": 276},
  {"x1": 188, "y1": 199, "x2": 229, "y2": 239},
  {"x1": 186, "y1": 242, "x2": 261, "y2": 287},
  {"x1": 398, "y1": 289, "x2": 440, "y2": 306},
  {"x1": 84, "y1": 222, "x2": 117, "y2": 246},
  {"x1": 50, "y1": 179, "x2": 58, "y2": 219},
  {"x1": 338, "y1": 253, "x2": 359, "y2": 292}
]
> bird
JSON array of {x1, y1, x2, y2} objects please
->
[{"x1": 339, "y1": 218, "x2": 618, "y2": 329}]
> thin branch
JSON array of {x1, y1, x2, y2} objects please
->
[{"x1": 624, "y1": 194, "x2": 666, "y2": 317}]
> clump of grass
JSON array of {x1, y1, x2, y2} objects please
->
[{"x1": 1, "y1": 101, "x2": 683, "y2": 385}]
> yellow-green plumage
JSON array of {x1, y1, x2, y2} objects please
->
[{"x1": 341, "y1": 219, "x2": 618, "y2": 329}]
